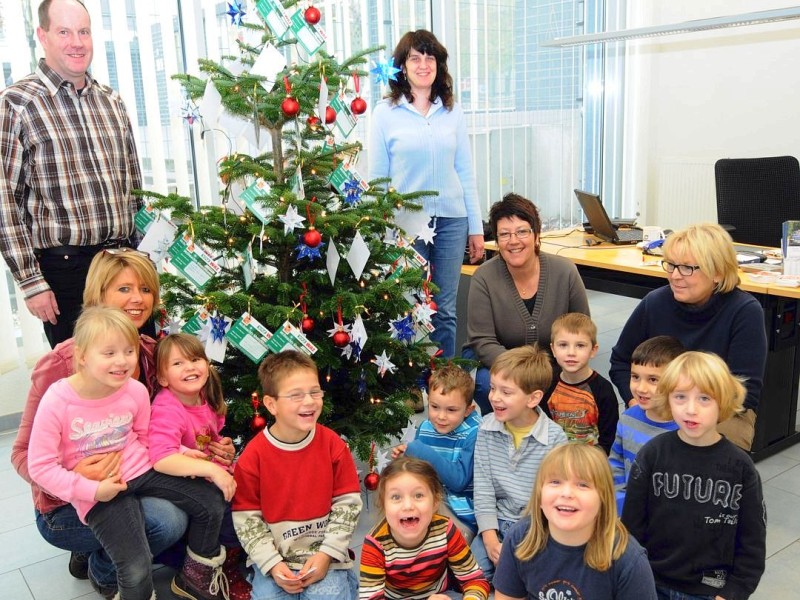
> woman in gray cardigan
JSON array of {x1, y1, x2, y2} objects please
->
[{"x1": 464, "y1": 193, "x2": 589, "y2": 414}]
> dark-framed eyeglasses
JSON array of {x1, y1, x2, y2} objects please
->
[
  {"x1": 661, "y1": 261, "x2": 701, "y2": 276},
  {"x1": 276, "y1": 389, "x2": 324, "y2": 402},
  {"x1": 497, "y1": 228, "x2": 534, "y2": 242}
]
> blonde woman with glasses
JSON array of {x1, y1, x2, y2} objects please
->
[
  {"x1": 609, "y1": 223, "x2": 766, "y2": 451},
  {"x1": 463, "y1": 193, "x2": 590, "y2": 414}
]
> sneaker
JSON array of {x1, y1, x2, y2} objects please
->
[
  {"x1": 68, "y1": 552, "x2": 89, "y2": 580},
  {"x1": 88, "y1": 570, "x2": 117, "y2": 600},
  {"x1": 222, "y1": 547, "x2": 251, "y2": 600},
  {"x1": 172, "y1": 547, "x2": 229, "y2": 600}
]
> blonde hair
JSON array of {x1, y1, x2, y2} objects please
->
[
  {"x1": 663, "y1": 223, "x2": 740, "y2": 294},
  {"x1": 73, "y1": 306, "x2": 140, "y2": 369},
  {"x1": 155, "y1": 333, "x2": 226, "y2": 416},
  {"x1": 376, "y1": 456, "x2": 444, "y2": 512},
  {"x1": 551, "y1": 312, "x2": 597, "y2": 345},
  {"x1": 83, "y1": 249, "x2": 160, "y2": 310},
  {"x1": 515, "y1": 444, "x2": 629, "y2": 570},
  {"x1": 490, "y1": 344, "x2": 552, "y2": 394},
  {"x1": 653, "y1": 351, "x2": 746, "y2": 423},
  {"x1": 427, "y1": 364, "x2": 475, "y2": 406},
  {"x1": 257, "y1": 350, "x2": 318, "y2": 397}
]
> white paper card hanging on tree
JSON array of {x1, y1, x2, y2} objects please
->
[
  {"x1": 204, "y1": 314, "x2": 232, "y2": 363},
  {"x1": 326, "y1": 238, "x2": 340, "y2": 286},
  {"x1": 227, "y1": 313, "x2": 273, "y2": 363},
  {"x1": 266, "y1": 321, "x2": 318, "y2": 355},
  {"x1": 394, "y1": 208, "x2": 432, "y2": 242},
  {"x1": 251, "y1": 43, "x2": 287, "y2": 91},
  {"x1": 317, "y1": 76, "x2": 328, "y2": 125},
  {"x1": 254, "y1": 0, "x2": 291, "y2": 39},
  {"x1": 138, "y1": 216, "x2": 178, "y2": 265},
  {"x1": 167, "y1": 234, "x2": 223, "y2": 292},
  {"x1": 199, "y1": 80, "x2": 222, "y2": 127},
  {"x1": 347, "y1": 231, "x2": 370, "y2": 280},
  {"x1": 242, "y1": 244, "x2": 255, "y2": 289}
]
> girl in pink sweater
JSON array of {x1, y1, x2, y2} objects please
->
[
  {"x1": 28, "y1": 307, "x2": 229, "y2": 600},
  {"x1": 149, "y1": 333, "x2": 250, "y2": 600}
]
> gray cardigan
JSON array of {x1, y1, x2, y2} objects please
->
[{"x1": 465, "y1": 253, "x2": 589, "y2": 367}]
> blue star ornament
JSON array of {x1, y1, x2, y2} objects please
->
[
  {"x1": 343, "y1": 178, "x2": 364, "y2": 206},
  {"x1": 226, "y1": 1, "x2": 246, "y2": 26},
  {"x1": 210, "y1": 315, "x2": 229, "y2": 343},
  {"x1": 371, "y1": 58, "x2": 401, "y2": 85},
  {"x1": 296, "y1": 238, "x2": 325, "y2": 260},
  {"x1": 389, "y1": 314, "x2": 415, "y2": 343}
]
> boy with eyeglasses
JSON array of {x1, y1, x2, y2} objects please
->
[{"x1": 233, "y1": 350, "x2": 362, "y2": 600}]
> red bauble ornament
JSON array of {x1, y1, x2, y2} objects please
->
[
  {"x1": 324, "y1": 105, "x2": 336, "y2": 124},
  {"x1": 281, "y1": 96, "x2": 300, "y2": 118},
  {"x1": 306, "y1": 115, "x2": 320, "y2": 128},
  {"x1": 251, "y1": 414, "x2": 267, "y2": 432},
  {"x1": 332, "y1": 330, "x2": 350, "y2": 348},
  {"x1": 304, "y1": 228, "x2": 322, "y2": 248},
  {"x1": 427, "y1": 300, "x2": 438, "y2": 312},
  {"x1": 350, "y1": 96, "x2": 367, "y2": 115},
  {"x1": 364, "y1": 472, "x2": 380, "y2": 491},
  {"x1": 301, "y1": 316, "x2": 315, "y2": 334},
  {"x1": 304, "y1": 5, "x2": 321, "y2": 25}
]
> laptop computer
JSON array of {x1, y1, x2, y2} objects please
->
[{"x1": 574, "y1": 189, "x2": 643, "y2": 245}]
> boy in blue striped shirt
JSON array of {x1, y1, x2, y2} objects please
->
[
  {"x1": 392, "y1": 364, "x2": 482, "y2": 543},
  {"x1": 608, "y1": 335, "x2": 685, "y2": 514}
]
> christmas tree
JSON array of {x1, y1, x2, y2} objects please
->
[{"x1": 136, "y1": 1, "x2": 442, "y2": 460}]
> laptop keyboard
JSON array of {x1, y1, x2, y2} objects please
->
[{"x1": 617, "y1": 228, "x2": 643, "y2": 242}]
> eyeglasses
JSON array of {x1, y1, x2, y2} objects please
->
[
  {"x1": 276, "y1": 389, "x2": 324, "y2": 402},
  {"x1": 661, "y1": 261, "x2": 701, "y2": 276},
  {"x1": 103, "y1": 247, "x2": 150, "y2": 259},
  {"x1": 497, "y1": 228, "x2": 534, "y2": 242}
]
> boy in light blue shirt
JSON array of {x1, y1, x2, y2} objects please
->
[
  {"x1": 392, "y1": 364, "x2": 482, "y2": 542},
  {"x1": 608, "y1": 335, "x2": 684, "y2": 514}
]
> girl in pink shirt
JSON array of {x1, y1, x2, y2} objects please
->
[
  {"x1": 150, "y1": 333, "x2": 250, "y2": 600},
  {"x1": 27, "y1": 307, "x2": 230, "y2": 600}
]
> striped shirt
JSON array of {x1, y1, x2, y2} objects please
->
[
  {"x1": 608, "y1": 405, "x2": 678, "y2": 515},
  {"x1": 405, "y1": 409, "x2": 482, "y2": 531},
  {"x1": 359, "y1": 514, "x2": 489, "y2": 600},
  {"x1": 0, "y1": 59, "x2": 142, "y2": 298},
  {"x1": 473, "y1": 409, "x2": 567, "y2": 533}
]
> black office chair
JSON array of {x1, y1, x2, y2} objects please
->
[{"x1": 715, "y1": 156, "x2": 800, "y2": 248}]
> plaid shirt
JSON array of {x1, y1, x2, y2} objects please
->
[{"x1": 0, "y1": 59, "x2": 142, "y2": 298}]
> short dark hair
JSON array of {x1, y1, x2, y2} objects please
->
[
  {"x1": 388, "y1": 30, "x2": 454, "y2": 110},
  {"x1": 39, "y1": 0, "x2": 89, "y2": 30},
  {"x1": 489, "y1": 193, "x2": 542, "y2": 254},
  {"x1": 631, "y1": 336, "x2": 686, "y2": 368}
]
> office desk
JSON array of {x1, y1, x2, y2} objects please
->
[{"x1": 463, "y1": 229, "x2": 800, "y2": 461}]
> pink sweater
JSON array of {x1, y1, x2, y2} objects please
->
[
  {"x1": 27, "y1": 378, "x2": 152, "y2": 522},
  {"x1": 148, "y1": 388, "x2": 226, "y2": 469}
]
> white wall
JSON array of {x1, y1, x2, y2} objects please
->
[{"x1": 623, "y1": 1, "x2": 800, "y2": 229}]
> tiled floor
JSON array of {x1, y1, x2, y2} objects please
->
[{"x1": 1, "y1": 290, "x2": 799, "y2": 598}]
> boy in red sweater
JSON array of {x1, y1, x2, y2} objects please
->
[{"x1": 233, "y1": 351, "x2": 363, "y2": 599}]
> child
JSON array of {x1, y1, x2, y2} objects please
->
[
  {"x1": 622, "y1": 351, "x2": 766, "y2": 599},
  {"x1": 608, "y1": 336, "x2": 684, "y2": 514},
  {"x1": 472, "y1": 345, "x2": 568, "y2": 583},
  {"x1": 27, "y1": 307, "x2": 229, "y2": 600},
  {"x1": 493, "y1": 443, "x2": 657, "y2": 599},
  {"x1": 149, "y1": 332, "x2": 251, "y2": 600},
  {"x1": 547, "y1": 312, "x2": 618, "y2": 454},
  {"x1": 359, "y1": 457, "x2": 490, "y2": 600},
  {"x1": 391, "y1": 364, "x2": 482, "y2": 542},
  {"x1": 233, "y1": 350, "x2": 362, "y2": 600}
]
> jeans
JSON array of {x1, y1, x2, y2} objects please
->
[
  {"x1": 36, "y1": 496, "x2": 188, "y2": 588},
  {"x1": 414, "y1": 216, "x2": 469, "y2": 358},
  {"x1": 250, "y1": 567, "x2": 357, "y2": 600},
  {"x1": 461, "y1": 347, "x2": 492, "y2": 415},
  {"x1": 656, "y1": 586, "x2": 715, "y2": 600},
  {"x1": 470, "y1": 518, "x2": 514, "y2": 584},
  {"x1": 86, "y1": 469, "x2": 225, "y2": 599}
]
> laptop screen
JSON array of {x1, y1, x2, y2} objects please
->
[{"x1": 574, "y1": 189, "x2": 617, "y2": 242}]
